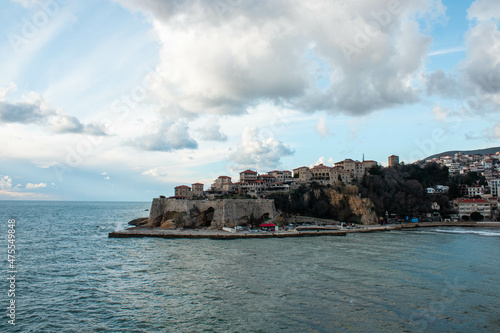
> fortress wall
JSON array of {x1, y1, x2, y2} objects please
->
[{"x1": 148, "y1": 198, "x2": 276, "y2": 228}]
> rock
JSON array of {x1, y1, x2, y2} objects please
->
[{"x1": 128, "y1": 217, "x2": 149, "y2": 226}]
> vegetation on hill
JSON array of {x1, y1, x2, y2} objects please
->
[{"x1": 269, "y1": 162, "x2": 493, "y2": 223}]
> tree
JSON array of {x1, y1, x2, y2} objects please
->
[{"x1": 470, "y1": 212, "x2": 484, "y2": 221}]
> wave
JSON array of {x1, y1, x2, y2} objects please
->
[{"x1": 435, "y1": 228, "x2": 500, "y2": 237}]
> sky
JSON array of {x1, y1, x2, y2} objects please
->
[{"x1": 0, "y1": 0, "x2": 499, "y2": 201}]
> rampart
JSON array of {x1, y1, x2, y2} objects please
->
[{"x1": 149, "y1": 198, "x2": 277, "y2": 228}]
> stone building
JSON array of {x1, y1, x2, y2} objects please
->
[
  {"x1": 174, "y1": 185, "x2": 192, "y2": 198},
  {"x1": 388, "y1": 155, "x2": 399, "y2": 167},
  {"x1": 191, "y1": 183, "x2": 204, "y2": 197}
]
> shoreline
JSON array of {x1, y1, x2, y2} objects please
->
[{"x1": 108, "y1": 221, "x2": 500, "y2": 240}]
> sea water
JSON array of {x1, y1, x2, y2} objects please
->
[{"x1": 0, "y1": 201, "x2": 499, "y2": 332}]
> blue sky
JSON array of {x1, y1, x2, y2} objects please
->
[{"x1": 0, "y1": 0, "x2": 499, "y2": 201}]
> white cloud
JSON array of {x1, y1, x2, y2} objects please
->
[
  {"x1": 0, "y1": 176, "x2": 13, "y2": 190},
  {"x1": 25, "y1": 182, "x2": 47, "y2": 190},
  {"x1": 431, "y1": 103, "x2": 450, "y2": 121},
  {"x1": 116, "y1": 0, "x2": 442, "y2": 116},
  {"x1": 11, "y1": 0, "x2": 38, "y2": 8},
  {"x1": 142, "y1": 167, "x2": 169, "y2": 178},
  {"x1": 315, "y1": 118, "x2": 329, "y2": 138},
  {"x1": 200, "y1": 117, "x2": 228, "y2": 141},
  {"x1": 0, "y1": 85, "x2": 107, "y2": 135},
  {"x1": 101, "y1": 171, "x2": 107, "y2": 175},
  {"x1": 468, "y1": 0, "x2": 500, "y2": 22},
  {"x1": 131, "y1": 119, "x2": 198, "y2": 152},
  {"x1": 104, "y1": 176, "x2": 110, "y2": 180},
  {"x1": 0, "y1": 82, "x2": 17, "y2": 101},
  {"x1": 229, "y1": 126, "x2": 294, "y2": 171},
  {"x1": 494, "y1": 122, "x2": 500, "y2": 138}
]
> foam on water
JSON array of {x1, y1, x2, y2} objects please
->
[{"x1": 435, "y1": 227, "x2": 500, "y2": 237}]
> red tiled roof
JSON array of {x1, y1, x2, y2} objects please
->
[
  {"x1": 175, "y1": 185, "x2": 191, "y2": 189},
  {"x1": 456, "y1": 198, "x2": 489, "y2": 203},
  {"x1": 192, "y1": 183, "x2": 204, "y2": 185},
  {"x1": 218, "y1": 176, "x2": 231, "y2": 178},
  {"x1": 240, "y1": 169, "x2": 257, "y2": 174}
]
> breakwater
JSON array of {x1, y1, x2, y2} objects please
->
[{"x1": 109, "y1": 222, "x2": 500, "y2": 240}]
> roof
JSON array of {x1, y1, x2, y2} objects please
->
[
  {"x1": 311, "y1": 164, "x2": 330, "y2": 169},
  {"x1": 175, "y1": 185, "x2": 191, "y2": 189},
  {"x1": 456, "y1": 198, "x2": 489, "y2": 203},
  {"x1": 192, "y1": 183, "x2": 204, "y2": 185},
  {"x1": 259, "y1": 174, "x2": 275, "y2": 178},
  {"x1": 260, "y1": 223, "x2": 276, "y2": 227},
  {"x1": 240, "y1": 169, "x2": 257, "y2": 174},
  {"x1": 218, "y1": 175, "x2": 231, "y2": 178}
]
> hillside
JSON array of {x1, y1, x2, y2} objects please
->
[{"x1": 424, "y1": 147, "x2": 500, "y2": 161}]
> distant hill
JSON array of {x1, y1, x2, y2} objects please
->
[{"x1": 424, "y1": 147, "x2": 500, "y2": 161}]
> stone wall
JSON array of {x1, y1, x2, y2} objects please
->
[{"x1": 148, "y1": 198, "x2": 276, "y2": 228}]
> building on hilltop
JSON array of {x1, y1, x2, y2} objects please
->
[
  {"x1": 192, "y1": 183, "x2": 204, "y2": 197},
  {"x1": 388, "y1": 155, "x2": 399, "y2": 167},
  {"x1": 239, "y1": 170, "x2": 258, "y2": 183},
  {"x1": 488, "y1": 179, "x2": 500, "y2": 197},
  {"x1": 211, "y1": 176, "x2": 232, "y2": 191},
  {"x1": 293, "y1": 166, "x2": 311, "y2": 182},
  {"x1": 174, "y1": 185, "x2": 192, "y2": 199}
]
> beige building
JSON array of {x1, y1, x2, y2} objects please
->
[
  {"x1": 310, "y1": 164, "x2": 332, "y2": 182},
  {"x1": 388, "y1": 155, "x2": 399, "y2": 167},
  {"x1": 191, "y1": 183, "x2": 204, "y2": 197},
  {"x1": 267, "y1": 170, "x2": 293, "y2": 183},
  {"x1": 453, "y1": 198, "x2": 491, "y2": 218},
  {"x1": 212, "y1": 176, "x2": 232, "y2": 191},
  {"x1": 174, "y1": 185, "x2": 192, "y2": 198},
  {"x1": 363, "y1": 160, "x2": 378, "y2": 170},
  {"x1": 240, "y1": 170, "x2": 258, "y2": 183},
  {"x1": 335, "y1": 159, "x2": 365, "y2": 179},
  {"x1": 293, "y1": 166, "x2": 311, "y2": 182}
]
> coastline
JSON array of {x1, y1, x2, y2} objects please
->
[{"x1": 108, "y1": 221, "x2": 500, "y2": 240}]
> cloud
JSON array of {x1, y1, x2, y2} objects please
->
[
  {"x1": 11, "y1": 0, "x2": 38, "y2": 8},
  {"x1": 229, "y1": 126, "x2": 294, "y2": 170},
  {"x1": 200, "y1": 117, "x2": 228, "y2": 141},
  {"x1": 142, "y1": 167, "x2": 169, "y2": 177},
  {"x1": 494, "y1": 122, "x2": 500, "y2": 138},
  {"x1": 467, "y1": 0, "x2": 500, "y2": 22},
  {"x1": 131, "y1": 120, "x2": 198, "y2": 152},
  {"x1": 116, "y1": 0, "x2": 442, "y2": 116},
  {"x1": 25, "y1": 182, "x2": 47, "y2": 190},
  {"x1": 0, "y1": 176, "x2": 13, "y2": 190},
  {"x1": 0, "y1": 85, "x2": 108, "y2": 135},
  {"x1": 450, "y1": 1, "x2": 500, "y2": 112},
  {"x1": 315, "y1": 118, "x2": 329, "y2": 138},
  {"x1": 0, "y1": 82, "x2": 17, "y2": 101},
  {"x1": 48, "y1": 115, "x2": 108, "y2": 135},
  {"x1": 0, "y1": 101, "x2": 46, "y2": 123},
  {"x1": 426, "y1": 70, "x2": 461, "y2": 97},
  {"x1": 431, "y1": 103, "x2": 450, "y2": 121}
]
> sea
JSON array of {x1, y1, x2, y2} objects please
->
[{"x1": 0, "y1": 201, "x2": 499, "y2": 333}]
